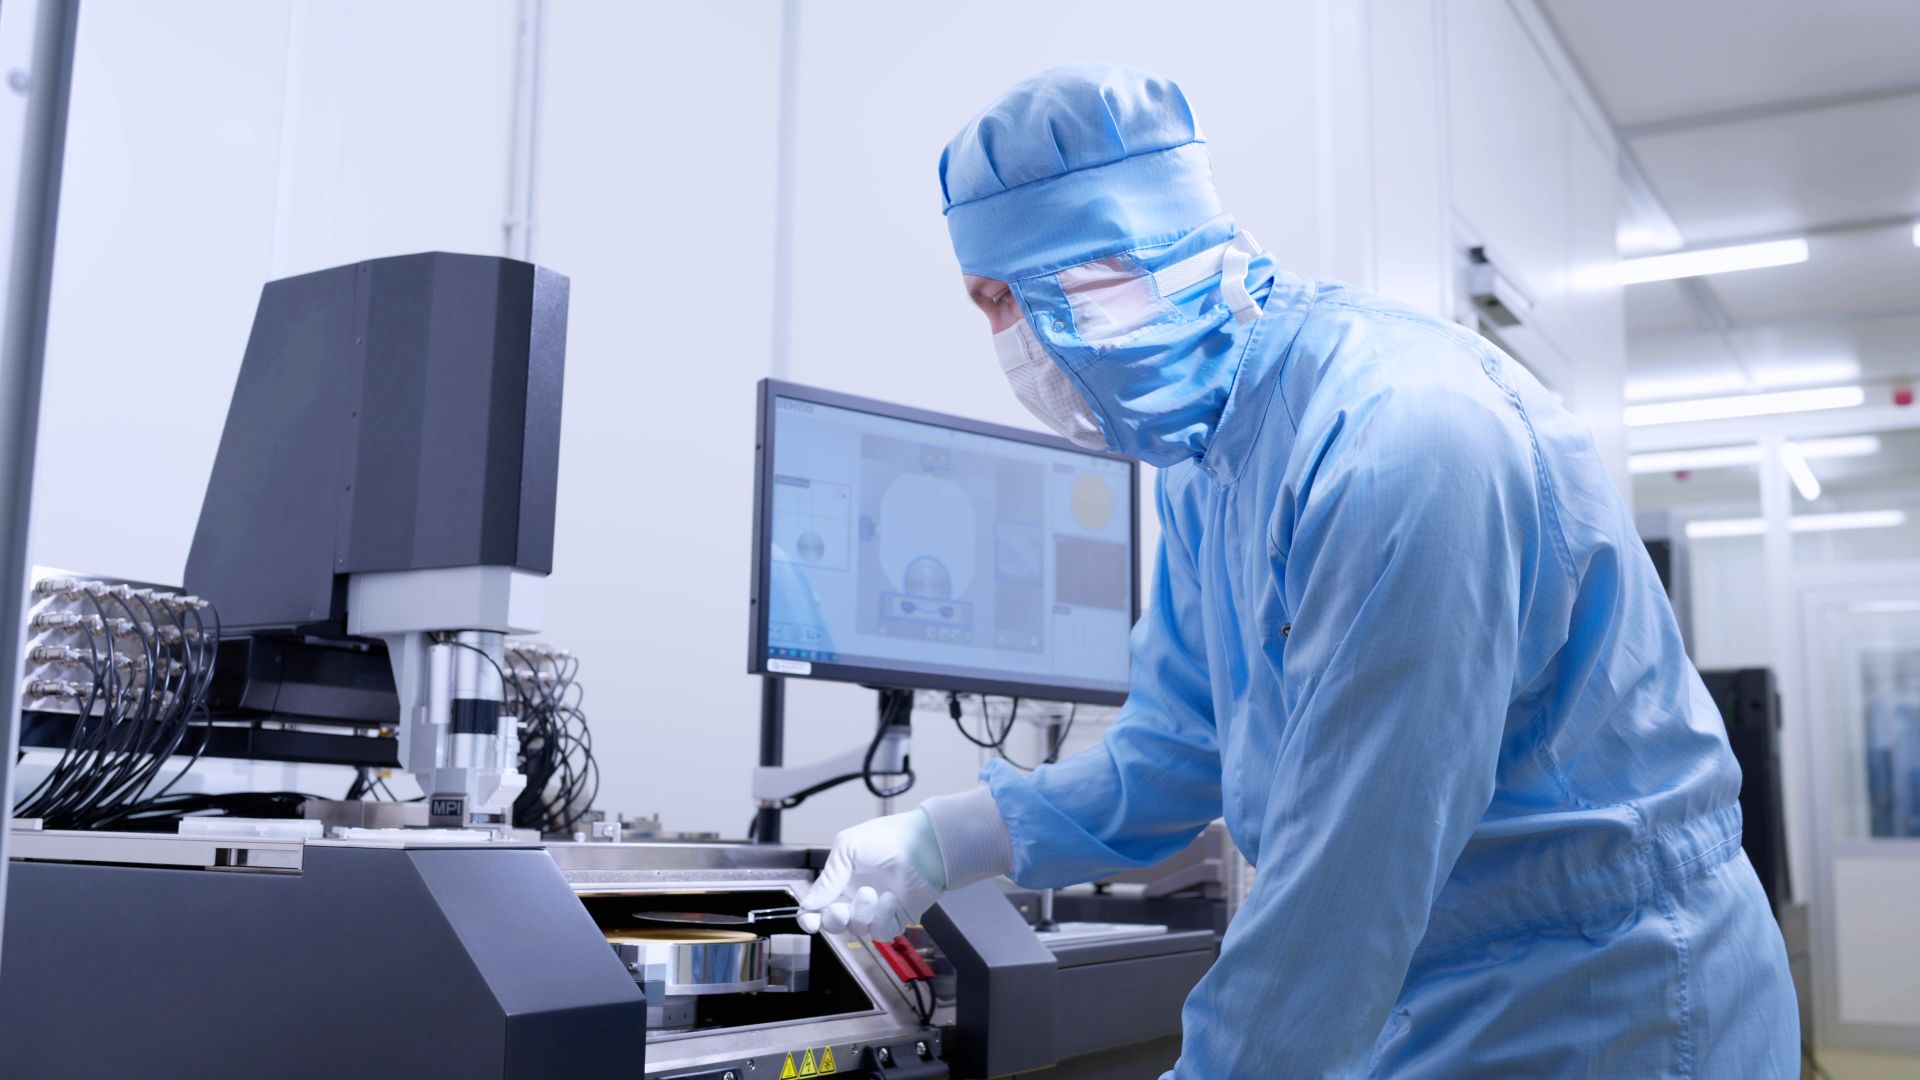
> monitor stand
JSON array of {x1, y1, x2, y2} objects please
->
[{"x1": 750, "y1": 680, "x2": 914, "y2": 843}]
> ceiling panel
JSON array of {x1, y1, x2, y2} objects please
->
[
  {"x1": 1728, "y1": 312, "x2": 1920, "y2": 384},
  {"x1": 1632, "y1": 468, "x2": 1761, "y2": 513},
  {"x1": 1625, "y1": 332, "x2": 1747, "y2": 400},
  {"x1": 1624, "y1": 278, "x2": 1700, "y2": 334},
  {"x1": 1707, "y1": 226, "x2": 1920, "y2": 323},
  {"x1": 1629, "y1": 93, "x2": 1920, "y2": 243},
  {"x1": 1810, "y1": 428, "x2": 1920, "y2": 491},
  {"x1": 1542, "y1": 0, "x2": 1920, "y2": 127}
]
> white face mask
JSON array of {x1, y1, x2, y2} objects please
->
[{"x1": 992, "y1": 319, "x2": 1107, "y2": 451}]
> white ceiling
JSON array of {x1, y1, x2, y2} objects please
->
[
  {"x1": 1545, "y1": 0, "x2": 1920, "y2": 327},
  {"x1": 1542, "y1": 0, "x2": 1920, "y2": 127},
  {"x1": 1543, "y1": 0, "x2": 1920, "y2": 497},
  {"x1": 1628, "y1": 93, "x2": 1920, "y2": 244}
]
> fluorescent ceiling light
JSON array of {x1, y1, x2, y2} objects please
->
[
  {"x1": 1616, "y1": 238, "x2": 1808, "y2": 286},
  {"x1": 1752, "y1": 359, "x2": 1861, "y2": 389},
  {"x1": 1779, "y1": 442, "x2": 1821, "y2": 501},
  {"x1": 1800, "y1": 434, "x2": 1882, "y2": 459},
  {"x1": 1623, "y1": 384, "x2": 1865, "y2": 427},
  {"x1": 1626, "y1": 362, "x2": 1860, "y2": 404},
  {"x1": 1629, "y1": 435, "x2": 1882, "y2": 475},
  {"x1": 1792, "y1": 509, "x2": 1907, "y2": 533},
  {"x1": 1629, "y1": 445, "x2": 1761, "y2": 474},
  {"x1": 1849, "y1": 599, "x2": 1920, "y2": 615},
  {"x1": 1912, "y1": 220, "x2": 1920, "y2": 248},
  {"x1": 1686, "y1": 509, "x2": 1907, "y2": 540},
  {"x1": 1625, "y1": 373, "x2": 1749, "y2": 404}
]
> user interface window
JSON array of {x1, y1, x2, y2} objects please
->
[{"x1": 765, "y1": 395, "x2": 1132, "y2": 697}]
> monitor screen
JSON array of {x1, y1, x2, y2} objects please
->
[{"x1": 750, "y1": 381, "x2": 1138, "y2": 705}]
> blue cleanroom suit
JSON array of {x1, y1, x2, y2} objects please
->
[{"x1": 940, "y1": 64, "x2": 1799, "y2": 1077}]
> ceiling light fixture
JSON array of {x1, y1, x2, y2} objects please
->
[
  {"x1": 1629, "y1": 436, "x2": 1882, "y2": 475},
  {"x1": 1849, "y1": 599, "x2": 1920, "y2": 615},
  {"x1": 1686, "y1": 509, "x2": 1907, "y2": 540},
  {"x1": 1628, "y1": 445, "x2": 1761, "y2": 474},
  {"x1": 1615, "y1": 238, "x2": 1809, "y2": 286},
  {"x1": 1798, "y1": 435, "x2": 1882, "y2": 460},
  {"x1": 1779, "y1": 442, "x2": 1822, "y2": 501},
  {"x1": 1623, "y1": 385, "x2": 1865, "y2": 427}
]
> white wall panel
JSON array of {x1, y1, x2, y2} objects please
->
[
  {"x1": 1564, "y1": 118, "x2": 1628, "y2": 497},
  {"x1": 1833, "y1": 854, "x2": 1920, "y2": 1027},
  {"x1": 32, "y1": 0, "x2": 292, "y2": 584},
  {"x1": 1444, "y1": 0, "x2": 1568, "y2": 320},
  {"x1": 529, "y1": 0, "x2": 783, "y2": 835},
  {"x1": 270, "y1": 0, "x2": 519, "y2": 276}
]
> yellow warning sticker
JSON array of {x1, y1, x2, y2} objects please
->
[
  {"x1": 799, "y1": 1047, "x2": 819, "y2": 1076},
  {"x1": 820, "y1": 1045, "x2": 838, "y2": 1074},
  {"x1": 780, "y1": 1052, "x2": 798, "y2": 1080}
]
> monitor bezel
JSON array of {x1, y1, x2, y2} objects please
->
[{"x1": 748, "y1": 378, "x2": 1141, "y2": 707}]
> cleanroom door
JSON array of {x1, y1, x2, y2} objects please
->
[{"x1": 1800, "y1": 569, "x2": 1920, "y2": 1052}]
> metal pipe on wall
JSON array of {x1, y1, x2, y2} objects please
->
[{"x1": 0, "y1": 0, "x2": 81, "y2": 975}]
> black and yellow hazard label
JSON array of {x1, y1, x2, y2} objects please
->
[{"x1": 781, "y1": 1045, "x2": 838, "y2": 1077}]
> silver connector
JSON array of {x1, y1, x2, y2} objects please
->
[
  {"x1": 32, "y1": 577, "x2": 78, "y2": 597},
  {"x1": 29, "y1": 644, "x2": 86, "y2": 666},
  {"x1": 30, "y1": 611, "x2": 81, "y2": 631},
  {"x1": 26, "y1": 679, "x2": 82, "y2": 699}
]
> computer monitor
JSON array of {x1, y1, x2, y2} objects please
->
[{"x1": 748, "y1": 379, "x2": 1139, "y2": 706}]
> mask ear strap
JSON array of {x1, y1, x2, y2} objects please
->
[
  {"x1": 1221, "y1": 244, "x2": 1259, "y2": 323},
  {"x1": 1151, "y1": 230, "x2": 1269, "y2": 323}
]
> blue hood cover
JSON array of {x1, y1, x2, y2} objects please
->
[{"x1": 940, "y1": 64, "x2": 1280, "y2": 467}]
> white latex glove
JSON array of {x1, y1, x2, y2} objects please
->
[{"x1": 798, "y1": 808, "x2": 948, "y2": 939}]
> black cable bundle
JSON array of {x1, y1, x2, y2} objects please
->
[
  {"x1": 13, "y1": 586, "x2": 223, "y2": 830},
  {"x1": 947, "y1": 692, "x2": 1075, "y2": 770},
  {"x1": 505, "y1": 644, "x2": 598, "y2": 837}
]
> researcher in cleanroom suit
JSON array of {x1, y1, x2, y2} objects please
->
[{"x1": 800, "y1": 63, "x2": 1799, "y2": 1078}]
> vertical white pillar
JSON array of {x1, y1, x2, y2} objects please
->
[{"x1": 1758, "y1": 433, "x2": 1809, "y2": 898}]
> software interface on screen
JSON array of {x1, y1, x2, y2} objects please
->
[{"x1": 764, "y1": 395, "x2": 1133, "y2": 697}]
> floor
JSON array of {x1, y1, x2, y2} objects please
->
[{"x1": 1809, "y1": 1048, "x2": 1920, "y2": 1080}]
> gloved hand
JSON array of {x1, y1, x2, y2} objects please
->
[
  {"x1": 797, "y1": 809, "x2": 947, "y2": 939},
  {"x1": 798, "y1": 787, "x2": 1016, "y2": 939}
]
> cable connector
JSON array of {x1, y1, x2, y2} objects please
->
[
  {"x1": 29, "y1": 644, "x2": 87, "y2": 666},
  {"x1": 30, "y1": 611, "x2": 82, "y2": 631},
  {"x1": 32, "y1": 577, "x2": 78, "y2": 597},
  {"x1": 26, "y1": 679, "x2": 83, "y2": 699}
]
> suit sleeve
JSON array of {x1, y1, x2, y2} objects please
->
[
  {"x1": 1174, "y1": 389, "x2": 1535, "y2": 1076},
  {"x1": 983, "y1": 468, "x2": 1223, "y2": 888}
]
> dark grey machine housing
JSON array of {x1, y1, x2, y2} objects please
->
[
  {"x1": 0, "y1": 845, "x2": 644, "y2": 1079},
  {"x1": 185, "y1": 251, "x2": 568, "y2": 634},
  {"x1": 924, "y1": 882, "x2": 1215, "y2": 1078}
]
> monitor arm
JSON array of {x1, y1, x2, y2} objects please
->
[{"x1": 751, "y1": 723, "x2": 910, "y2": 806}]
